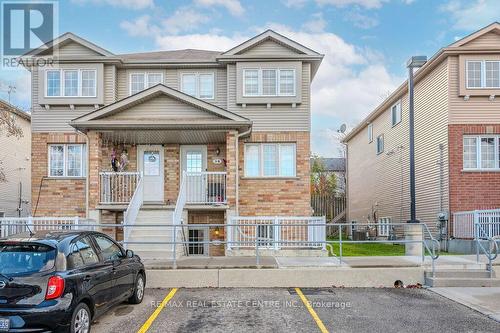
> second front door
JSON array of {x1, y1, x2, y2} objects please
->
[{"x1": 138, "y1": 145, "x2": 164, "y2": 203}]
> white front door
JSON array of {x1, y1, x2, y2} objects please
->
[
  {"x1": 138, "y1": 145, "x2": 164, "y2": 203},
  {"x1": 181, "y1": 145, "x2": 207, "y2": 203}
]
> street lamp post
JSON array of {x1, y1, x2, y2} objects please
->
[{"x1": 406, "y1": 56, "x2": 427, "y2": 224}]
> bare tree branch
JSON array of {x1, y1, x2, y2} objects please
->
[{"x1": 0, "y1": 104, "x2": 24, "y2": 183}]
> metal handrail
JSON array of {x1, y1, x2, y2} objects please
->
[
  {"x1": 122, "y1": 173, "x2": 143, "y2": 249},
  {"x1": 475, "y1": 222, "x2": 499, "y2": 278}
]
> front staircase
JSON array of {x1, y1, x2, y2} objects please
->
[
  {"x1": 425, "y1": 269, "x2": 500, "y2": 287},
  {"x1": 125, "y1": 207, "x2": 183, "y2": 260}
]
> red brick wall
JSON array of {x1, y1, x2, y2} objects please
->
[
  {"x1": 449, "y1": 124, "x2": 500, "y2": 214},
  {"x1": 31, "y1": 132, "x2": 87, "y2": 217}
]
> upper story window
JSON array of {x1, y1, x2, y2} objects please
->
[
  {"x1": 48, "y1": 144, "x2": 87, "y2": 177},
  {"x1": 391, "y1": 101, "x2": 402, "y2": 127},
  {"x1": 243, "y1": 68, "x2": 296, "y2": 97},
  {"x1": 463, "y1": 135, "x2": 500, "y2": 170},
  {"x1": 129, "y1": 72, "x2": 164, "y2": 95},
  {"x1": 46, "y1": 69, "x2": 97, "y2": 97},
  {"x1": 181, "y1": 73, "x2": 214, "y2": 99},
  {"x1": 368, "y1": 123, "x2": 373, "y2": 143},
  {"x1": 376, "y1": 134, "x2": 384, "y2": 155},
  {"x1": 244, "y1": 143, "x2": 296, "y2": 177},
  {"x1": 466, "y1": 60, "x2": 500, "y2": 89}
]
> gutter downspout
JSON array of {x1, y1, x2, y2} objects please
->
[{"x1": 235, "y1": 128, "x2": 252, "y2": 216}]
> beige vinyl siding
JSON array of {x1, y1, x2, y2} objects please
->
[
  {"x1": 448, "y1": 55, "x2": 500, "y2": 123},
  {"x1": 56, "y1": 41, "x2": 103, "y2": 57},
  {"x1": 461, "y1": 31, "x2": 500, "y2": 48},
  {"x1": 0, "y1": 117, "x2": 31, "y2": 216},
  {"x1": 226, "y1": 62, "x2": 310, "y2": 131},
  {"x1": 347, "y1": 59, "x2": 449, "y2": 230},
  {"x1": 239, "y1": 39, "x2": 301, "y2": 56},
  {"x1": 105, "y1": 95, "x2": 222, "y2": 120},
  {"x1": 104, "y1": 65, "x2": 116, "y2": 105},
  {"x1": 31, "y1": 69, "x2": 95, "y2": 132}
]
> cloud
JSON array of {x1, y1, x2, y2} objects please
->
[
  {"x1": 316, "y1": 0, "x2": 389, "y2": 9},
  {"x1": 345, "y1": 10, "x2": 379, "y2": 29},
  {"x1": 441, "y1": 0, "x2": 500, "y2": 30},
  {"x1": 194, "y1": 0, "x2": 245, "y2": 16},
  {"x1": 0, "y1": 69, "x2": 31, "y2": 112},
  {"x1": 282, "y1": 0, "x2": 309, "y2": 8},
  {"x1": 302, "y1": 13, "x2": 328, "y2": 33},
  {"x1": 120, "y1": 15, "x2": 158, "y2": 37},
  {"x1": 71, "y1": 0, "x2": 154, "y2": 10}
]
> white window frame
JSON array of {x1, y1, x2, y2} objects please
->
[
  {"x1": 45, "y1": 69, "x2": 97, "y2": 98},
  {"x1": 368, "y1": 123, "x2": 373, "y2": 143},
  {"x1": 391, "y1": 101, "x2": 402, "y2": 127},
  {"x1": 463, "y1": 135, "x2": 500, "y2": 171},
  {"x1": 244, "y1": 143, "x2": 297, "y2": 178},
  {"x1": 466, "y1": 60, "x2": 500, "y2": 89},
  {"x1": 128, "y1": 72, "x2": 164, "y2": 95},
  {"x1": 180, "y1": 72, "x2": 215, "y2": 100},
  {"x1": 242, "y1": 68, "x2": 296, "y2": 97},
  {"x1": 376, "y1": 134, "x2": 384, "y2": 155},
  {"x1": 48, "y1": 144, "x2": 87, "y2": 178}
]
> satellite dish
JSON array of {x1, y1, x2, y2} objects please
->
[{"x1": 339, "y1": 123, "x2": 347, "y2": 133}]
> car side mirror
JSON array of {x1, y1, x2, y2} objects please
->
[{"x1": 126, "y1": 249, "x2": 134, "y2": 258}]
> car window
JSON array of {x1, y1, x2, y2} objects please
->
[
  {"x1": 68, "y1": 237, "x2": 99, "y2": 269},
  {"x1": 0, "y1": 243, "x2": 55, "y2": 275},
  {"x1": 93, "y1": 235, "x2": 122, "y2": 262}
]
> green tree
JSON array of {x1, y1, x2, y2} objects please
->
[{"x1": 311, "y1": 155, "x2": 337, "y2": 195}]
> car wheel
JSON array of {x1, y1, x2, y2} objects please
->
[
  {"x1": 128, "y1": 273, "x2": 145, "y2": 304},
  {"x1": 71, "y1": 303, "x2": 91, "y2": 333}
]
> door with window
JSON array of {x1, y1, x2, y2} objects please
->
[
  {"x1": 181, "y1": 145, "x2": 207, "y2": 203},
  {"x1": 138, "y1": 145, "x2": 164, "y2": 203}
]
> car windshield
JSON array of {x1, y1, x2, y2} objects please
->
[{"x1": 0, "y1": 243, "x2": 56, "y2": 275}]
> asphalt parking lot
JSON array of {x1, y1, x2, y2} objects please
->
[{"x1": 93, "y1": 288, "x2": 500, "y2": 333}]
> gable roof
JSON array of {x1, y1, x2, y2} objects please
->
[
  {"x1": 221, "y1": 29, "x2": 322, "y2": 57},
  {"x1": 448, "y1": 22, "x2": 500, "y2": 48},
  {"x1": 0, "y1": 99, "x2": 30, "y2": 121},
  {"x1": 312, "y1": 158, "x2": 346, "y2": 172},
  {"x1": 24, "y1": 32, "x2": 114, "y2": 57},
  {"x1": 70, "y1": 84, "x2": 251, "y2": 130},
  {"x1": 119, "y1": 49, "x2": 222, "y2": 63}
]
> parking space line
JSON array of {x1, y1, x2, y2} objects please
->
[
  {"x1": 295, "y1": 288, "x2": 329, "y2": 333},
  {"x1": 137, "y1": 288, "x2": 178, "y2": 333}
]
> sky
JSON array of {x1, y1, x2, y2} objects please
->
[{"x1": 1, "y1": 0, "x2": 499, "y2": 157}]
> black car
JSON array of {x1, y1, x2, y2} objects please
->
[{"x1": 0, "y1": 230, "x2": 146, "y2": 333}]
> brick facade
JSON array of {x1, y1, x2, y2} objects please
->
[
  {"x1": 238, "y1": 131, "x2": 312, "y2": 216},
  {"x1": 188, "y1": 211, "x2": 226, "y2": 256},
  {"x1": 449, "y1": 124, "x2": 500, "y2": 214},
  {"x1": 31, "y1": 132, "x2": 87, "y2": 217}
]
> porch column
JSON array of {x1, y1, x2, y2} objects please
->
[
  {"x1": 225, "y1": 130, "x2": 238, "y2": 208},
  {"x1": 87, "y1": 131, "x2": 102, "y2": 211}
]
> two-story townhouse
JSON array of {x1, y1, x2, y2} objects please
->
[
  {"x1": 344, "y1": 23, "x2": 500, "y2": 248},
  {"x1": 24, "y1": 30, "x2": 324, "y2": 258}
]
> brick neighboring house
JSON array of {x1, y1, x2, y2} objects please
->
[
  {"x1": 24, "y1": 30, "x2": 324, "y2": 258},
  {"x1": 344, "y1": 23, "x2": 500, "y2": 241}
]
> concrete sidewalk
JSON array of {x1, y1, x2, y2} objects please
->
[{"x1": 431, "y1": 287, "x2": 500, "y2": 322}]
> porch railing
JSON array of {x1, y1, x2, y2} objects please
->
[
  {"x1": 0, "y1": 217, "x2": 94, "y2": 238},
  {"x1": 122, "y1": 173, "x2": 144, "y2": 248},
  {"x1": 100, "y1": 172, "x2": 141, "y2": 204},
  {"x1": 453, "y1": 209, "x2": 500, "y2": 239},
  {"x1": 227, "y1": 216, "x2": 326, "y2": 250},
  {"x1": 185, "y1": 171, "x2": 227, "y2": 204}
]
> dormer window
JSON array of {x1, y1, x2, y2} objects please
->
[
  {"x1": 243, "y1": 68, "x2": 296, "y2": 97},
  {"x1": 466, "y1": 60, "x2": 500, "y2": 89},
  {"x1": 129, "y1": 72, "x2": 164, "y2": 95}
]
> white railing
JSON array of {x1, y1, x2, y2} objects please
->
[
  {"x1": 122, "y1": 173, "x2": 144, "y2": 248},
  {"x1": 173, "y1": 172, "x2": 187, "y2": 226},
  {"x1": 0, "y1": 217, "x2": 94, "y2": 238},
  {"x1": 227, "y1": 216, "x2": 326, "y2": 250},
  {"x1": 453, "y1": 209, "x2": 500, "y2": 239},
  {"x1": 185, "y1": 171, "x2": 226, "y2": 204},
  {"x1": 100, "y1": 172, "x2": 141, "y2": 204}
]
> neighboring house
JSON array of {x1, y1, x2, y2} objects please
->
[
  {"x1": 310, "y1": 157, "x2": 346, "y2": 194},
  {"x1": 344, "y1": 22, "x2": 500, "y2": 238},
  {"x1": 24, "y1": 30, "x2": 324, "y2": 258},
  {"x1": 0, "y1": 99, "x2": 31, "y2": 217}
]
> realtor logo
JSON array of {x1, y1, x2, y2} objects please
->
[{"x1": 1, "y1": 1, "x2": 58, "y2": 68}]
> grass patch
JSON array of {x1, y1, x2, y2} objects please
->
[{"x1": 327, "y1": 238, "x2": 405, "y2": 256}]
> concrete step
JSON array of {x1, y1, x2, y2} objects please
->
[
  {"x1": 425, "y1": 270, "x2": 495, "y2": 279},
  {"x1": 425, "y1": 276, "x2": 500, "y2": 287},
  {"x1": 133, "y1": 250, "x2": 175, "y2": 260},
  {"x1": 128, "y1": 228, "x2": 175, "y2": 236},
  {"x1": 128, "y1": 234, "x2": 173, "y2": 243}
]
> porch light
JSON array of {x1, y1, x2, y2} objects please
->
[{"x1": 216, "y1": 147, "x2": 221, "y2": 156}]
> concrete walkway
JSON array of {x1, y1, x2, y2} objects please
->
[{"x1": 431, "y1": 287, "x2": 500, "y2": 322}]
